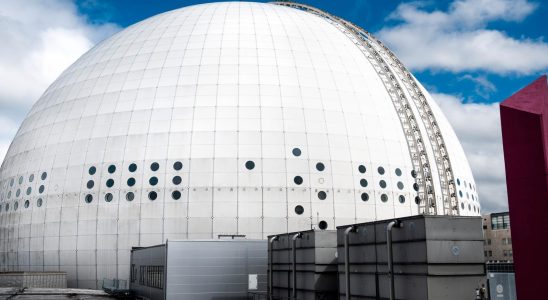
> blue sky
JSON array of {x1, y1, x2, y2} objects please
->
[{"x1": 0, "y1": 0, "x2": 547, "y2": 212}]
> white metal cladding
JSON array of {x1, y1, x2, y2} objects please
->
[{"x1": 0, "y1": 1, "x2": 480, "y2": 289}]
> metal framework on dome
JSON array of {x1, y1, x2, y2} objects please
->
[{"x1": 273, "y1": 1, "x2": 459, "y2": 215}]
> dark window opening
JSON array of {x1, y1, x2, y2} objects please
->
[
  {"x1": 105, "y1": 193, "x2": 113, "y2": 202},
  {"x1": 129, "y1": 163, "x2": 137, "y2": 172},
  {"x1": 245, "y1": 160, "x2": 255, "y2": 170},
  {"x1": 108, "y1": 165, "x2": 116, "y2": 174},
  {"x1": 173, "y1": 161, "x2": 183, "y2": 171},
  {"x1": 395, "y1": 168, "x2": 402, "y2": 176},
  {"x1": 148, "y1": 191, "x2": 157, "y2": 201},
  {"x1": 150, "y1": 162, "x2": 160, "y2": 171},
  {"x1": 316, "y1": 162, "x2": 325, "y2": 171},
  {"x1": 294, "y1": 176, "x2": 303, "y2": 185},
  {"x1": 126, "y1": 192, "x2": 135, "y2": 202},
  {"x1": 361, "y1": 193, "x2": 369, "y2": 201},
  {"x1": 172, "y1": 176, "x2": 182, "y2": 185},
  {"x1": 318, "y1": 191, "x2": 327, "y2": 200},
  {"x1": 89, "y1": 166, "x2": 96, "y2": 175},
  {"x1": 106, "y1": 179, "x2": 114, "y2": 188},
  {"x1": 379, "y1": 180, "x2": 387, "y2": 189},
  {"x1": 149, "y1": 177, "x2": 158, "y2": 186},
  {"x1": 358, "y1": 165, "x2": 366, "y2": 174},
  {"x1": 381, "y1": 194, "x2": 388, "y2": 202},
  {"x1": 292, "y1": 148, "x2": 301, "y2": 157},
  {"x1": 127, "y1": 177, "x2": 136, "y2": 187},
  {"x1": 399, "y1": 195, "x2": 405, "y2": 203},
  {"x1": 87, "y1": 180, "x2": 94, "y2": 189},
  {"x1": 360, "y1": 179, "x2": 368, "y2": 187},
  {"x1": 318, "y1": 221, "x2": 328, "y2": 230},
  {"x1": 378, "y1": 167, "x2": 385, "y2": 175},
  {"x1": 172, "y1": 190, "x2": 181, "y2": 200},
  {"x1": 85, "y1": 194, "x2": 93, "y2": 203},
  {"x1": 295, "y1": 205, "x2": 304, "y2": 215}
]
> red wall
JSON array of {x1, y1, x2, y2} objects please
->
[{"x1": 500, "y1": 75, "x2": 548, "y2": 300}]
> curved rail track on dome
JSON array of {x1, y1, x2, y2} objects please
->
[{"x1": 273, "y1": 1, "x2": 458, "y2": 215}]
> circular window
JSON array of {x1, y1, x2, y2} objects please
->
[
  {"x1": 26, "y1": 187, "x2": 32, "y2": 195},
  {"x1": 397, "y1": 182, "x2": 404, "y2": 190},
  {"x1": 380, "y1": 194, "x2": 388, "y2": 202},
  {"x1": 150, "y1": 162, "x2": 159, "y2": 171},
  {"x1": 105, "y1": 193, "x2": 113, "y2": 202},
  {"x1": 24, "y1": 200, "x2": 30, "y2": 208},
  {"x1": 360, "y1": 179, "x2": 368, "y2": 187},
  {"x1": 87, "y1": 180, "x2": 94, "y2": 189},
  {"x1": 108, "y1": 165, "x2": 116, "y2": 174},
  {"x1": 173, "y1": 161, "x2": 183, "y2": 171},
  {"x1": 18, "y1": 176, "x2": 23, "y2": 184},
  {"x1": 379, "y1": 180, "x2": 387, "y2": 189},
  {"x1": 5, "y1": 203, "x2": 9, "y2": 211},
  {"x1": 39, "y1": 185, "x2": 45, "y2": 194},
  {"x1": 459, "y1": 191, "x2": 463, "y2": 197},
  {"x1": 148, "y1": 191, "x2": 157, "y2": 201},
  {"x1": 461, "y1": 202, "x2": 465, "y2": 210},
  {"x1": 149, "y1": 177, "x2": 158, "y2": 186},
  {"x1": 395, "y1": 168, "x2": 402, "y2": 176},
  {"x1": 41, "y1": 172, "x2": 47, "y2": 180},
  {"x1": 378, "y1": 167, "x2": 385, "y2": 175},
  {"x1": 173, "y1": 176, "x2": 182, "y2": 185},
  {"x1": 85, "y1": 194, "x2": 93, "y2": 203},
  {"x1": 317, "y1": 191, "x2": 327, "y2": 200},
  {"x1": 37, "y1": 198, "x2": 43, "y2": 207},
  {"x1": 358, "y1": 165, "x2": 366, "y2": 174},
  {"x1": 469, "y1": 183, "x2": 472, "y2": 189},
  {"x1": 294, "y1": 205, "x2": 304, "y2": 215},
  {"x1": 411, "y1": 170, "x2": 417, "y2": 178},
  {"x1": 316, "y1": 162, "x2": 325, "y2": 171},
  {"x1": 89, "y1": 166, "x2": 96, "y2": 175},
  {"x1": 172, "y1": 190, "x2": 181, "y2": 200},
  {"x1": 14, "y1": 202, "x2": 18, "y2": 211},
  {"x1": 127, "y1": 177, "x2": 136, "y2": 187},
  {"x1": 292, "y1": 148, "x2": 301, "y2": 157},
  {"x1": 7, "y1": 191, "x2": 11, "y2": 199},
  {"x1": 398, "y1": 195, "x2": 405, "y2": 203},
  {"x1": 318, "y1": 221, "x2": 328, "y2": 230},
  {"x1": 128, "y1": 163, "x2": 137, "y2": 172},
  {"x1": 414, "y1": 196, "x2": 421, "y2": 205},
  {"x1": 294, "y1": 176, "x2": 303, "y2": 185},
  {"x1": 16, "y1": 189, "x2": 20, "y2": 197},
  {"x1": 457, "y1": 178, "x2": 461, "y2": 186},
  {"x1": 106, "y1": 179, "x2": 114, "y2": 188},
  {"x1": 245, "y1": 160, "x2": 255, "y2": 170},
  {"x1": 413, "y1": 183, "x2": 419, "y2": 191},
  {"x1": 10, "y1": 178, "x2": 14, "y2": 187},
  {"x1": 126, "y1": 192, "x2": 135, "y2": 201},
  {"x1": 361, "y1": 193, "x2": 369, "y2": 201},
  {"x1": 29, "y1": 174, "x2": 34, "y2": 182}
]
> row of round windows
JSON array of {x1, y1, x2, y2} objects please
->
[
  {"x1": 0, "y1": 198, "x2": 44, "y2": 212},
  {"x1": 89, "y1": 161, "x2": 183, "y2": 176},
  {"x1": 84, "y1": 190, "x2": 182, "y2": 203},
  {"x1": 86, "y1": 176, "x2": 183, "y2": 189},
  {"x1": 6, "y1": 185, "x2": 46, "y2": 199},
  {"x1": 7, "y1": 172, "x2": 47, "y2": 187}
]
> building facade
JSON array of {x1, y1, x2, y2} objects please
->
[{"x1": 483, "y1": 212, "x2": 513, "y2": 262}]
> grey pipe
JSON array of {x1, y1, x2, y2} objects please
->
[
  {"x1": 268, "y1": 236, "x2": 279, "y2": 300},
  {"x1": 387, "y1": 220, "x2": 402, "y2": 300},
  {"x1": 291, "y1": 232, "x2": 303, "y2": 299},
  {"x1": 343, "y1": 226, "x2": 356, "y2": 300}
]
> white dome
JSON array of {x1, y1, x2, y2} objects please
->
[{"x1": 0, "y1": 1, "x2": 479, "y2": 288}]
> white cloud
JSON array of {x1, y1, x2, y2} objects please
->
[
  {"x1": 377, "y1": 0, "x2": 548, "y2": 74},
  {"x1": 432, "y1": 93, "x2": 508, "y2": 213},
  {"x1": 0, "y1": 0, "x2": 119, "y2": 163}
]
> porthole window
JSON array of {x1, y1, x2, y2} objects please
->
[
  {"x1": 245, "y1": 160, "x2": 255, "y2": 170},
  {"x1": 358, "y1": 165, "x2": 366, "y2": 174},
  {"x1": 149, "y1": 177, "x2": 158, "y2": 186},
  {"x1": 89, "y1": 166, "x2": 96, "y2": 175},
  {"x1": 380, "y1": 194, "x2": 388, "y2": 202},
  {"x1": 457, "y1": 178, "x2": 461, "y2": 186},
  {"x1": 318, "y1": 221, "x2": 328, "y2": 230},
  {"x1": 108, "y1": 165, "x2": 116, "y2": 174},
  {"x1": 18, "y1": 176, "x2": 23, "y2": 184},
  {"x1": 397, "y1": 182, "x2": 404, "y2": 190},
  {"x1": 173, "y1": 161, "x2": 183, "y2": 171},
  {"x1": 172, "y1": 190, "x2": 181, "y2": 200},
  {"x1": 415, "y1": 196, "x2": 421, "y2": 204},
  {"x1": 29, "y1": 174, "x2": 34, "y2": 182},
  {"x1": 106, "y1": 179, "x2": 114, "y2": 188},
  {"x1": 37, "y1": 198, "x2": 43, "y2": 207},
  {"x1": 469, "y1": 183, "x2": 472, "y2": 189},
  {"x1": 5, "y1": 203, "x2": 9, "y2": 211},
  {"x1": 172, "y1": 176, "x2": 182, "y2": 185},
  {"x1": 378, "y1": 167, "x2": 385, "y2": 175},
  {"x1": 411, "y1": 170, "x2": 417, "y2": 178},
  {"x1": 413, "y1": 183, "x2": 419, "y2": 191},
  {"x1": 14, "y1": 202, "x2": 18, "y2": 211},
  {"x1": 459, "y1": 191, "x2": 463, "y2": 197},
  {"x1": 317, "y1": 191, "x2": 327, "y2": 200},
  {"x1": 41, "y1": 172, "x2": 47, "y2": 180},
  {"x1": 292, "y1": 148, "x2": 301, "y2": 157},
  {"x1": 398, "y1": 195, "x2": 405, "y2": 203},
  {"x1": 126, "y1": 192, "x2": 135, "y2": 201},
  {"x1": 26, "y1": 187, "x2": 32, "y2": 195},
  {"x1": 127, "y1": 178, "x2": 136, "y2": 187},
  {"x1": 105, "y1": 193, "x2": 113, "y2": 202},
  {"x1": 148, "y1": 191, "x2": 157, "y2": 201},
  {"x1": 461, "y1": 203, "x2": 465, "y2": 210},
  {"x1": 128, "y1": 163, "x2": 137, "y2": 172},
  {"x1": 16, "y1": 189, "x2": 20, "y2": 197},
  {"x1": 7, "y1": 191, "x2": 11, "y2": 199},
  {"x1": 10, "y1": 178, "x2": 14, "y2": 187},
  {"x1": 294, "y1": 176, "x2": 303, "y2": 185},
  {"x1": 295, "y1": 205, "x2": 304, "y2": 215},
  {"x1": 316, "y1": 162, "x2": 325, "y2": 171},
  {"x1": 360, "y1": 179, "x2": 368, "y2": 187},
  {"x1": 39, "y1": 185, "x2": 45, "y2": 194},
  {"x1": 87, "y1": 180, "x2": 94, "y2": 189},
  {"x1": 85, "y1": 194, "x2": 93, "y2": 203},
  {"x1": 150, "y1": 162, "x2": 159, "y2": 171},
  {"x1": 24, "y1": 200, "x2": 29, "y2": 208},
  {"x1": 379, "y1": 180, "x2": 387, "y2": 189},
  {"x1": 361, "y1": 193, "x2": 369, "y2": 201},
  {"x1": 395, "y1": 168, "x2": 402, "y2": 176}
]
